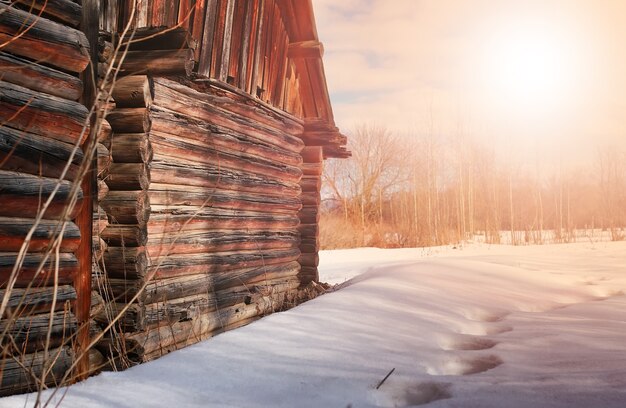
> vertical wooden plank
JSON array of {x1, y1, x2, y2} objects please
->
[
  {"x1": 151, "y1": 0, "x2": 160, "y2": 27},
  {"x1": 137, "y1": 0, "x2": 149, "y2": 27},
  {"x1": 266, "y1": 2, "x2": 280, "y2": 103},
  {"x1": 219, "y1": 0, "x2": 236, "y2": 83},
  {"x1": 77, "y1": 0, "x2": 98, "y2": 381},
  {"x1": 165, "y1": 0, "x2": 180, "y2": 26},
  {"x1": 209, "y1": 0, "x2": 227, "y2": 78},
  {"x1": 238, "y1": 0, "x2": 253, "y2": 90},
  {"x1": 191, "y1": 0, "x2": 208, "y2": 62},
  {"x1": 253, "y1": 0, "x2": 268, "y2": 97},
  {"x1": 197, "y1": 0, "x2": 218, "y2": 77},
  {"x1": 294, "y1": 58, "x2": 317, "y2": 118},
  {"x1": 269, "y1": 3, "x2": 285, "y2": 106},
  {"x1": 275, "y1": 29, "x2": 288, "y2": 107},
  {"x1": 259, "y1": 0, "x2": 274, "y2": 100},
  {"x1": 117, "y1": 0, "x2": 133, "y2": 31},
  {"x1": 228, "y1": 0, "x2": 247, "y2": 85},
  {"x1": 246, "y1": 0, "x2": 263, "y2": 94},
  {"x1": 178, "y1": 0, "x2": 194, "y2": 29},
  {"x1": 283, "y1": 60, "x2": 292, "y2": 111},
  {"x1": 309, "y1": 58, "x2": 330, "y2": 120}
]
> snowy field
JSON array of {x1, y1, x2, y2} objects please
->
[{"x1": 2, "y1": 241, "x2": 626, "y2": 407}]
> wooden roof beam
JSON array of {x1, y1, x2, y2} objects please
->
[
  {"x1": 301, "y1": 130, "x2": 346, "y2": 146},
  {"x1": 288, "y1": 41, "x2": 324, "y2": 59}
]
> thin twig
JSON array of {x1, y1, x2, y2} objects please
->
[{"x1": 376, "y1": 367, "x2": 395, "y2": 390}]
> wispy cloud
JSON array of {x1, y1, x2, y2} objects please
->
[{"x1": 313, "y1": 0, "x2": 626, "y2": 163}]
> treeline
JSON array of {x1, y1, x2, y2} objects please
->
[{"x1": 321, "y1": 124, "x2": 626, "y2": 249}]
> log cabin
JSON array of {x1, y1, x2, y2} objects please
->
[{"x1": 0, "y1": 0, "x2": 348, "y2": 396}]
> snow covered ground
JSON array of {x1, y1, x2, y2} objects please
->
[{"x1": 2, "y1": 241, "x2": 626, "y2": 407}]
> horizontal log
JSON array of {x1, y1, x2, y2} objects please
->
[
  {"x1": 92, "y1": 301, "x2": 144, "y2": 332},
  {"x1": 151, "y1": 79, "x2": 304, "y2": 153},
  {"x1": 304, "y1": 118, "x2": 339, "y2": 133},
  {"x1": 98, "y1": 92, "x2": 116, "y2": 116},
  {"x1": 97, "y1": 180, "x2": 109, "y2": 201},
  {"x1": 101, "y1": 190, "x2": 150, "y2": 224},
  {"x1": 0, "y1": 51, "x2": 83, "y2": 100},
  {"x1": 0, "y1": 125, "x2": 83, "y2": 180},
  {"x1": 11, "y1": 0, "x2": 83, "y2": 27},
  {"x1": 149, "y1": 131, "x2": 303, "y2": 183},
  {"x1": 323, "y1": 145, "x2": 351, "y2": 159},
  {"x1": 175, "y1": 78, "x2": 305, "y2": 137},
  {"x1": 0, "y1": 310, "x2": 77, "y2": 353},
  {"x1": 150, "y1": 109, "x2": 303, "y2": 167},
  {"x1": 111, "y1": 75, "x2": 153, "y2": 108},
  {"x1": 299, "y1": 266, "x2": 318, "y2": 284},
  {"x1": 298, "y1": 223, "x2": 319, "y2": 239},
  {"x1": 301, "y1": 146, "x2": 323, "y2": 163},
  {"x1": 117, "y1": 49, "x2": 194, "y2": 76},
  {"x1": 118, "y1": 295, "x2": 291, "y2": 362},
  {"x1": 299, "y1": 252, "x2": 319, "y2": 267},
  {"x1": 301, "y1": 162, "x2": 323, "y2": 176},
  {"x1": 288, "y1": 40, "x2": 324, "y2": 59},
  {"x1": 98, "y1": 39, "x2": 113, "y2": 62},
  {"x1": 141, "y1": 276, "x2": 301, "y2": 328},
  {"x1": 146, "y1": 230, "x2": 299, "y2": 257},
  {"x1": 105, "y1": 163, "x2": 150, "y2": 191},
  {"x1": 0, "y1": 81, "x2": 90, "y2": 145},
  {"x1": 149, "y1": 162, "x2": 300, "y2": 198},
  {"x1": 148, "y1": 248, "x2": 301, "y2": 280},
  {"x1": 103, "y1": 247, "x2": 150, "y2": 279},
  {"x1": 97, "y1": 119, "x2": 113, "y2": 148},
  {"x1": 300, "y1": 192, "x2": 321, "y2": 206},
  {"x1": 139, "y1": 315, "x2": 259, "y2": 362},
  {"x1": 149, "y1": 183, "x2": 302, "y2": 214},
  {"x1": 0, "y1": 171, "x2": 83, "y2": 220},
  {"x1": 106, "y1": 108, "x2": 150, "y2": 133},
  {"x1": 110, "y1": 133, "x2": 152, "y2": 163},
  {"x1": 0, "y1": 4, "x2": 90, "y2": 73},
  {"x1": 300, "y1": 176, "x2": 321, "y2": 192},
  {"x1": 107, "y1": 261, "x2": 301, "y2": 304},
  {"x1": 93, "y1": 235, "x2": 107, "y2": 262},
  {"x1": 298, "y1": 206, "x2": 320, "y2": 225},
  {"x1": 300, "y1": 131, "x2": 347, "y2": 147},
  {"x1": 147, "y1": 207, "x2": 300, "y2": 234},
  {"x1": 97, "y1": 61, "x2": 107, "y2": 79},
  {"x1": 96, "y1": 143, "x2": 111, "y2": 179},
  {"x1": 299, "y1": 241, "x2": 319, "y2": 254},
  {"x1": 0, "y1": 217, "x2": 80, "y2": 252},
  {"x1": 0, "y1": 347, "x2": 73, "y2": 397},
  {"x1": 93, "y1": 206, "x2": 108, "y2": 235},
  {"x1": 100, "y1": 224, "x2": 147, "y2": 247},
  {"x1": 0, "y1": 252, "x2": 77, "y2": 288},
  {"x1": 88, "y1": 348, "x2": 106, "y2": 377},
  {"x1": 0, "y1": 285, "x2": 75, "y2": 316}
]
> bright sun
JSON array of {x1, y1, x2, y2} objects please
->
[{"x1": 481, "y1": 24, "x2": 580, "y2": 112}]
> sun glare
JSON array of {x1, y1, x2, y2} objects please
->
[{"x1": 480, "y1": 24, "x2": 580, "y2": 112}]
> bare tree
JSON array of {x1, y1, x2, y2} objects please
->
[{"x1": 323, "y1": 124, "x2": 408, "y2": 245}]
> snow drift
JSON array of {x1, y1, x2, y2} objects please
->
[{"x1": 2, "y1": 241, "x2": 625, "y2": 407}]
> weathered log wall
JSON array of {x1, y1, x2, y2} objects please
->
[
  {"x1": 0, "y1": 1, "x2": 90, "y2": 396},
  {"x1": 93, "y1": 73, "x2": 306, "y2": 364}
]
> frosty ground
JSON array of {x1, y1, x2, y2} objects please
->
[{"x1": 3, "y1": 241, "x2": 626, "y2": 407}]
